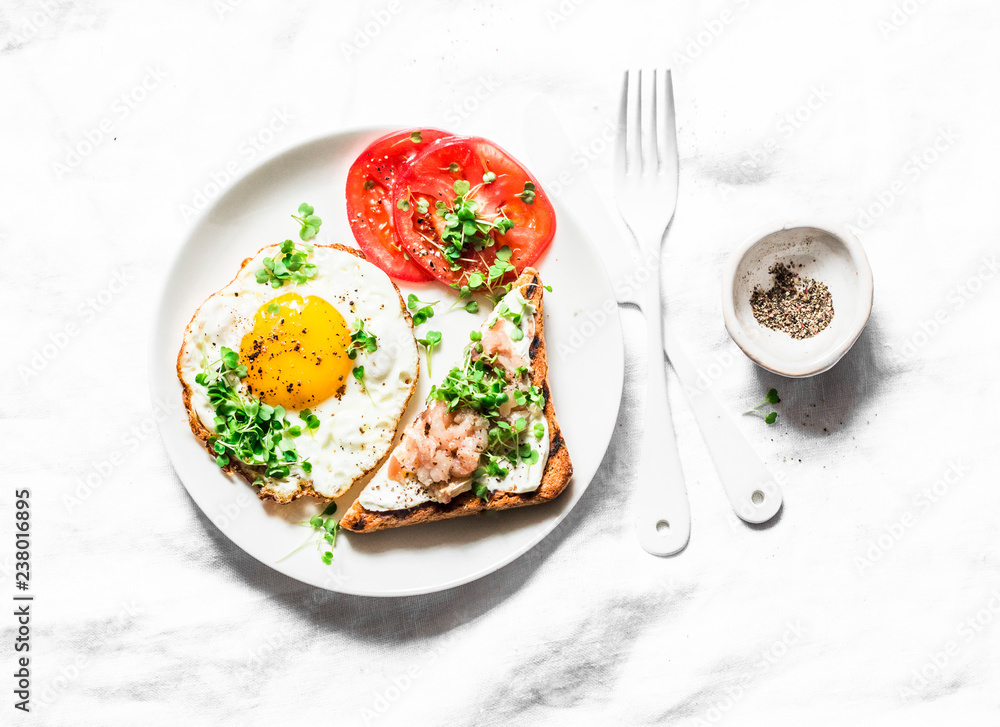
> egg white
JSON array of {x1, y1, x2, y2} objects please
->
[{"x1": 177, "y1": 244, "x2": 418, "y2": 502}]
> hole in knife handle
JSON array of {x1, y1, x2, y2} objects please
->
[
  {"x1": 751, "y1": 490, "x2": 765, "y2": 505},
  {"x1": 656, "y1": 520, "x2": 670, "y2": 533}
]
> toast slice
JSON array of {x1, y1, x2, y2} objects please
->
[{"x1": 341, "y1": 268, "x2": 572, "y2": 533}]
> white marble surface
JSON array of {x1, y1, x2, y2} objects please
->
[{"x1": 3, "y1": 0, "x2": 999, "y2": 724}]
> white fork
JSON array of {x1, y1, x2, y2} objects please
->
[{"x1": 614, "y1": 69, "x2": 690, "y2": 556}]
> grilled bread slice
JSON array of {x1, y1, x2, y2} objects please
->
[{"x1": 341, "y1": 268, "x2": 572, "y2": 532}]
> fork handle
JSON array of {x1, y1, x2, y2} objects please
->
[{"x1": 635, "y1": 281, "x2": 691, "y2": 556}]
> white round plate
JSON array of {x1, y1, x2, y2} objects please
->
[{"x1": 150, "y1": 128, "x2": 624, "y2": 596}]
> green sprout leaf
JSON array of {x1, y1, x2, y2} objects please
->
[
  {"x1": 291, "y1": 202, "x2": 323, "y2": 241},
  {"x1": 744, "y1": 388, "x2": 780, "y2": 425},
  {"x1": 516, "y1": 181, "x2": 536, "y2": 204},
  {"x1": 256, "y1": 215, "x2": 318, "y2": 288},
  {"x1": 348, "y1": 319, "x2": 379, "y2": 360},
  {"x1": 417, "y1": 330, "x2": 442, "y2": 376},
  {"x1": 409, "y1": 130, "x2": 422, "y2": 143}
]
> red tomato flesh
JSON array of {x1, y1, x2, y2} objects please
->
[
  {"x1": 391, "y1": 137, "x2": 556, "y2": 287},
  {"x1": 345, "y1": 129, "x2": 451, "y2": 281}
]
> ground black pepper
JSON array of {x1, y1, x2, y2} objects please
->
[{"x1": 750, "y1": 262, "x2": 834, "y2": 339}]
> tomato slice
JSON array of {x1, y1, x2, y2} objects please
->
[
  {"x1": 345, "y1": 128, "x2": 452, "y2": 281},
  {"x1": 391, "y1": 137, "x2": 556, "y2": 288}
]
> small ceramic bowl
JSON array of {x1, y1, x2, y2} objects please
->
[{"x1": 722, "y1": 222, "x2": 874, "y2": 377}]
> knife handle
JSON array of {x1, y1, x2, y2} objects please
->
[{"x1": 663, "y1": 328, "x2": 783, "y2": 524}]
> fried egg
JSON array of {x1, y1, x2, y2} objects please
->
[{"x1": 177, "y1": 244, "x2": 418, "y2": 503}]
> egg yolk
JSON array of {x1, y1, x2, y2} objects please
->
[{"x1": 240, "y1": 292, "x2": 353, "y2": 410}]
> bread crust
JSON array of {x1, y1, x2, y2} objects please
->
[
  {"x1": 340, "y1": 268, "x2": 572, "y2": 533},
  {"x1": 176, "y1": 243, "x2": 419, "y2": 504}
]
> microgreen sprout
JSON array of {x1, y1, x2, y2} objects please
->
[
  {"x1": 353, "y1": 365, "x2": 373, "y2": 404},
  {"x1": 348, "y1": 319, "x2": 378, "y2": 360},
  {"x1": 744, "y1": 388, "x2": 780, "y2": 424},
  {"x1": 516, "y1": 181, "x2": 536, "y2": 204},
  {"x1": 406, "y1": 293, "x2": 438, "y2": 326},
  {"x1": 409, "y1": 130, "x2": 422, "y2": 143},
  {"x1": 434, "y1": 179, "x2": 516, "y2": 281},
  {"x1": 195, "y1": 346, "x2": 313, "y2": 481},
  {"x1": 417, "y1": 330, "x2": 442, "y2": 376},
  {"x1": 427, "y1": 346, "x2": 546, "y2": 492},
  {"x1": 256, "y1": 238, "x2": 318, "y2": 289},
  {"x1": 279, "y1": 501, "x2": 340, "y2": 565},
  {"x1": 448, "y1": 162, "x2": 460, "y2": 173},
  {"x1": 473, "y1": 482, "x2": 490, "y2": 502},
  {"x1": 300, "y1": 408, "x2": 321, "y2": 431},
  {"x1": 291, "y1": 203, "x2": 323, "y2": 241},
  {"x1": 449, "y1": 245, "x2": 516, "y2": 305}
]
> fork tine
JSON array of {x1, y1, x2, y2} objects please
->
[
  {"x1": 657, "y1": 69, "x2": 678, "y2": 176},
  {"x1": 615, "y1": 70, "x2": 629, "y2": 177},
  {"x1": 640, "y1": 69, "x2": 658, "y2": 175},
  {"x1": 625, "y1": 69, "x2": 643, "y2": 176}
]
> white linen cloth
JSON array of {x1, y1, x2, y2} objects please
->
[{"x1": 2, "y1": 0, "x2": 998, "y2": 724}]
